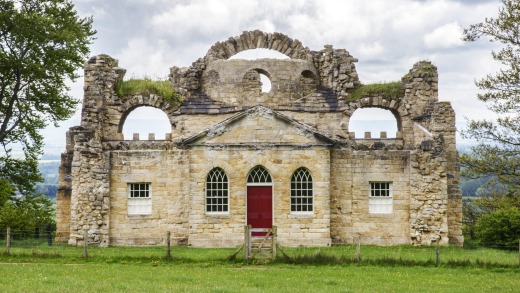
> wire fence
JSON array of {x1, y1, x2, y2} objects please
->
[{"x1": 1, "y1": 227, "x2": 519, "y2": 267}]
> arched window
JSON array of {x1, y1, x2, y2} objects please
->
[
  {"x1": 349, "y1": 108, "x2": 398, "y2": 138},
  {"x1": 121, "y1": 106, "x2": 171, "y2": 140},
  {"x1": 290, "y1": 167, "x2": 313, "y2": 212},
  {"x1": 206, "y1": 168, "x2": 229, "y2": 213},
  {"x1": 247, "y1": 166, "x2": 272, "y2": 184}
]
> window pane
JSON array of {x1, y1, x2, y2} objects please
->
[
  {"x1": 206, "y1": 168, "x2": 229, "y2": 213},
  {"x1": 369, "y1": 182, "x2": 392, "y2": 214},
  {"x1": 290, "y1": 168, "x2": 313, "y2": 213}
]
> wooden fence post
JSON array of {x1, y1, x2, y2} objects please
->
[
  {"x1": 83, "y1": 230, "x2": 88, "y2": 258},
  {"x1": 166, "y1": 231, "x2": 172, "y2": 260},
  {"x1": 5, "y1": 227, "x2": 11, "y2": 255},
  {"x1": 436, "y1": 239, "x2": 440, "y2": 267},
  {"x1": 271, "y1": 226, "x2": 277, "y2": 260},
  {"x1": 356, "y1": 236, "x2": 361, "y2": 263},
  {"x1": 244, "y1": 225, "x2": 250, "y2": 260}
]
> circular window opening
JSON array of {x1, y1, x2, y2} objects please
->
[{"x1": 259, "y1": 73, "x2": 271, "y2": 93}]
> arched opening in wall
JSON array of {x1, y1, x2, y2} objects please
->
[
  {"x1": 229, "y1": 48, "x2": 290, "y2": 60},
  {"x1": 300, "y1": 70, "x2": 317, "y2": 96},
  {"x1": 259, "y1": 72, "x2": 271, "y2": 93},
  {"x1": 242, "y1": 69, "x2": 272, "y2": 94},
  {"x1": 121, "y1": 106, "x2": 171, "y2": 140},
  {"x1": 349, "y1": 108, "x2": 399, "y2": 138}
]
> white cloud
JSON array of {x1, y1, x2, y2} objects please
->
[
  {"x1": 116, "y1": 38, "x2": 172, "y2": 78},
  {"x1": 67, "y1": 0, "x2": 504, "y2": 124},
  {"x1": 424, "y1": 22, "x2": 464, "y2": 49},
  {"x1": 357, "y1": 41, "x2": 385, "y2": 59},
  {"x1": 150, "y1": 0, "x2": 258, "y2": 39}
]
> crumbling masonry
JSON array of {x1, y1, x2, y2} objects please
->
[{"x1": 56, "y1": 31, "x2": 463, "y2": 247}]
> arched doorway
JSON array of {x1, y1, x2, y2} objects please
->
[{"x1": 246, "y1": 166, "x2": 273, "y2": 235}]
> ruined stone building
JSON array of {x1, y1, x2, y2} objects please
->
[{"x1": 56, "y1": 31, "x2": 463, "y2": 247}]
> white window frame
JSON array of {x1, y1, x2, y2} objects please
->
[
  {"x1": 206, "y1": 168, "x2": 229, "y2": 214},
  {"x1": 290, "y1": 167, "x2": 314, "y2": 214},
  {"x1": 368, "y1": 182, "x2": 392, "y2": 214},
  {"x1": 128, "y1": 183, "x2": 152, "y2": 215}
]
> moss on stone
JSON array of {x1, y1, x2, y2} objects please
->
[
  {"x1": 402, "y1": 61, "x2": 437, "y2": 79},
  {"x1": 348, "y1": 81, "x2": 404, "y2": 102},
  {"x1": 115, "y1": 78, "x2": 183, "y2": 104}
]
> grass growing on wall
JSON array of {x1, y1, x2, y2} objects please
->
[
  {"x1": 348, "y1": 81, "x2": 404, "y2": 102},
  {"x1": 115, "y1": 78, "x2": 182, "y2": 104}
]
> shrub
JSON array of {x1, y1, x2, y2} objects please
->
[{"x1": 475, "y1": 207, "x2": 520, "y2": 249}]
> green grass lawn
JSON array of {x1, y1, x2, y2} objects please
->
[
  {"x1": 0, "y1": 244, "x2": 519, "y2": 292},
  {"x1": 0, "y1": 262, "x2": 518, "y2": 292}
]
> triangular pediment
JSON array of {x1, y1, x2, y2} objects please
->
[{"x1": 182, "y1": 106, "x2": 337, "y2": 146}]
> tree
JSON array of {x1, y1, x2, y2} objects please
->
[
  {"x1": 461, "y1": 0, "x2": 520, "y2": 193},
  {"x1": 0, "y1": 0, "x2": 95, "y2": 229},
  {"x1": 475, "y1": 207, "x2": 520, "y2": 248},
  {"x1": 0, "y1": 0, "x2": 95, "y2": 192}
]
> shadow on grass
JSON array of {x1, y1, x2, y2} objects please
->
[
  {"x1": 266, "y1": 252, "x2": 519, "y2": 269},
  {"x1": 1, "y1": 245, "x2": 518, "y2": 270}
]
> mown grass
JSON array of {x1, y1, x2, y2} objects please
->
[
  {"x1": 0, "y1": 261, "x2": 519, "y2": 292},
  {"x1": 0, "y1": 244, "x2": 519, "y2": 292}
]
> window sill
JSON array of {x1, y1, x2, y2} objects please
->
[
  {"x1": 289, "y1": 212, "x2": 314, "y2": 219},
  {"x1": 368, "y1": 212, "x2": 394, "y2": 216},
  {"x1": 205, "y1": 213, "x2": 230, "y2": 218},
  {"x1": 127, "y1": 214, "x2": 153, "y2": 217}
]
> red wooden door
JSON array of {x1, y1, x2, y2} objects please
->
[{"x1": 247, "y1": 186, "x2": 272, "y2": 235}]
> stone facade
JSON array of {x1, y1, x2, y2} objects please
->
[{"x1": 56, "y1": 31, "x2": 463, "y2": 247}]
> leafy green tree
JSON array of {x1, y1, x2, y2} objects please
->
[
  {"x1": 475, "y1": 207, "x2": 520, "y2": 248},
  {"x1": 0, "y1": 0, "x2": 95, "y2": 228},
  {"x1": 0, "y1": 185, "x2": 54, "y2": 232},
  {"x1": 461, "y1": 0, "x2": 520, "y2": 193}
]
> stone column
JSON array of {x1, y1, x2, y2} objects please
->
[
  {"x1": 81, "y1": 54, "x2": 123, "y2": 140},
  {"x1": 69, "y1": 134, "x2": 111, "y2": 247},
  {"x1": 66, "y1": 54, "x2": 120, "y2": 247},
  {"x1": 432, "y1": 103, "x2": 463, "y2": 246}
]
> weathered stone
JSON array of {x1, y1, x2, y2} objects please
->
[{"x1": 56, "y1": 31, "x2": 463, "y2": 248}]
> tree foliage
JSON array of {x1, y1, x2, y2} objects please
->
[
  {"x1": 0, "y1": 0, "x2": 95, "y2": 228},
  {"x1": 461, "y1": 0, "x2": 520, "y2": 192},
  {"x1": 0, "y1": 178, "x2": 54, "y2": 231},
  {"x1": 475, "y1": 207, "x2": 520, "y2": 248},
  {"x1": 0, "y1": 0, "x2": 95, "y2": 193}
]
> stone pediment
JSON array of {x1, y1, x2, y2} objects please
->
[{"x1": 182, "y1": 105, "x2": 337, "y2": 146}]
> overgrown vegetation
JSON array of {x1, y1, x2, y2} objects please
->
[
  {"x1": 348, "y1": 81, "x2": 404, "y2": 102},
  {"x1": 1, "y1": 242, "x2": 518, "y2": 267},
  {"x1": 460, "y1": 0, "x2": 520, "y2": 249},
  {"x1": 115, "y1": 78, "x2": 183, "y2": 104},
  {"x1": 402, "y1": 60, "x2": 437, "y2": 79},
  {"x1": 0, "y1": 0, "x2": 94, "y2": 233}
]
